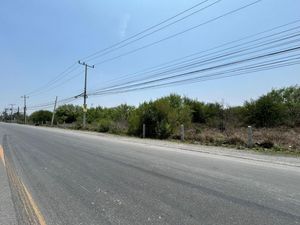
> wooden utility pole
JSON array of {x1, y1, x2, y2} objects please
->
[{"x1": 78, "y1": 61, "x2": 94, "y2": 128}]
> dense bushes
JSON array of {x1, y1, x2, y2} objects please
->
[
  {"x1": 30, "y1": 110, "x2": 52, "y2": 124},
  {"x1": 55, "y1": 104, "x2": 82, "y2": 123},
  {"x1": 243, "y1": 86, "x2": 300, "y2": 127},
  {"x1": 128, "y1": 95, "x2": 191, "y2": 138}
]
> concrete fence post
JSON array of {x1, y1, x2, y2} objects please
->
[
  {"x1": 142, "y1": 124, "x2": 146, "y2": 139},
  {"x1": 247, "y1": 126, "x2": 253, "y2": 148},
  {"x1": 180, "y1": 124, "x2": 185, "y2": 141}
]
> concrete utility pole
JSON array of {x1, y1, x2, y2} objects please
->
[
  {"x1": 180, "y1": 124, "x2": 185, "y2": 141},
  {"x1": 21, "y1": 95, "x2": 29, "y2": 124},
  {"x1": 51, "y1": 96, "x2": 58, "y2": 127},
  {"x1": 78, "y1": 60, "x2": 94, "y2": 128},
  {"x1": 142, "y1": 124, "x2": 146, "y2": 138},
  {"x1": 247, "y1": 126, "x2": 253, "y2": 148},
  {"x1": 4, "y1": 108, "x2": 8, "y2": 122},
  {"x1": 9, "y1": 104, "x2": 15, "y2": 123}
]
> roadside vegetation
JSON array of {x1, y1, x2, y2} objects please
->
[{"x1": 2, "y1": 86, "x2": 299, "y2": 153}]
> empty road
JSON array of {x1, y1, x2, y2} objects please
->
[{"x1": 0, "y1": 123, "x2": 299, "y2": 225}]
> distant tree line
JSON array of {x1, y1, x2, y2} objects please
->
[{"x1": 27, "y1": 86, "x2": 300, "y2": 139}]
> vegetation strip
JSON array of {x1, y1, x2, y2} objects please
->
[{"x1": 3, "y1": 86, "x2": 300, "y2": 153}]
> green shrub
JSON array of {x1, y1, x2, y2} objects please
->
[
  {"x1": 30, "y1": 110, "x2": 52, "y2": 123},
  {"x1": 97, "y1": 119, "x2": 112, "y2": 133},
  {"x1": 128, "y1": 95, "x2": 191, "y2": 139}
]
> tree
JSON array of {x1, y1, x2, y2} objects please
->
[
  {"x1": 30, "y1": 110, "x2": 52, "y2": 124},
  {"x1": 55, "y1": 105, "x2": 82, "y2": 123},
  {"x1": 244, "y1": 95, "x2": 285, "y2": 127},
  {"x1": 183, "y1": 97, "x2": 206, "y2": 123},
  {"x1": 243, "y1": 86, "x2": 300, "y2": 127},
  {"x1": 128, "y1": 95, "x2": 191, "y2": 139},
  {"x1": 266, "y1": 86, "x2": 300, "y2": 126}
]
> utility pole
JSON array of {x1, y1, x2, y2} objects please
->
[
  {"x1": 51, "y1": 96, "x2": 58, "y2": 127},
  {"x1": 21, "y1": 95, "x2": 29, "y2": 124},
  {"x1": 78, "y1": 60, "x2": 94, "y2": 128},
  {"x1": 9, "y1": 104, "x2": 15, "y2": 123},
  {"x1": 4, "y1": 108, "x2": 8, "y2": 122}
]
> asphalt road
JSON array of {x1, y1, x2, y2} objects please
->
[{"x1": 0, "y1": 123, "x2": 299, "y2": 225}]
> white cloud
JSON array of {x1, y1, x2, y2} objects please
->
[{"x1": 119, "y1": 13, "x2": 131, "y2": 40}]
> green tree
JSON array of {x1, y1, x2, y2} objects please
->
[
  {"x1": 55, "y1": 105, "x2": 82, "y2": 123},
  {"x1": 30, "y1": 110, "x2": 52, "y2": 124},
  {"x1": 128, "y1": 95, "x2": 191, "y2": 139},
  {"x1": 266, "y1": 86, "x2": 300, "y2": 126},
  {"x1": 183, "y1": 97, "x2": 206, "y2": 123},
  {"x1": 244, "y1": 95, "x2": 285, "y2": 127}
]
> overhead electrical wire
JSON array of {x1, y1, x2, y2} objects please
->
[
  {"x1": 25, "y1": 21, "x2": 300, "y2": 110},
  {"x1": 29, "y1": 69, "x2": 84, "y2": 97},
  {"x1": 81, "y1": 0, "x2": 222, "y2": 61},
  {"x1": 89, "y1": 28, "x2": 300, "y2": 93},
  {"x1": 90, "y1": 55, "x2": 300, "y2": 96},
  {"x1": 93, "y1": 19, "x2": 300, "y2": 88},
  {"x1": 92, "y1": 0, "x2": 262, "y2": 66},
  {"x1": 89, "y1": 46, "x2": 300, "y2": 96},
  {"x1": 31, "y1": 20, "x2": 299, "y2": 109},
  {"x1": 25, "y1": 63, "x2": 81, "y2": 96},
  {"x1": 23, "y1": 2, "x2": 300, "y2": 112},
  {"x1": 25, "y1": 0, "x2": 221, "y2": 100},
  {"x1": 27, "y1": 96, "x2": 79, "y2": 110},
  {"x1": 23, "y1": 0, "x2": 261, "y2": 107},
  {"x1": 89, "y1": 25, "x2": 300, "y2": 93}
]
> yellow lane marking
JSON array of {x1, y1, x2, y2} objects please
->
[
  {"x1": 0, "y1": 145, "x2": 5, "y2": 166},
  {"x1": 21, "y1": 181, "x2": 47, "y2": 225},
  {"x1": 2, "y1": 142, "x2": 46, "y2": 225}
]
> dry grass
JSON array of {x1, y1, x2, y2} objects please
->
[{"x1": 183, "y1": 126, "x2": 300, "y2": 153}]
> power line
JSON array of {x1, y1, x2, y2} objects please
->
[
  {"x1": 24, "y1": 24, "x2": 300, "y2": 110},
  {"x1": 89, "y1": 20, "x2": 300, "y2": 89},
  {"x1": 29, "y1": 68, "x2": 84, "y2": 97},
  {"x1": 81, "y1": 0, "x2": 221, "y2": 62},
  {"x1": 21, "y1": 0, "x2": 262, "y2": 109},
  {"x1": 89, "y1": 27, "x2": 300, "y2": 93},
  {"x1": 90, "y1": 57, "x2": 300, "y2": 96},
  {"x1": 90, "y1": 46, "x2": 300, "y2": 95},
  {"x1": 93, "y1": 0, "x2": 263, "y2": 66},
  {"x1": 86, "y1": 0, "x2": 222, "y2": 62},
  {"x1": 25, "y1": 63, "x2": 80, "y2": 96}
]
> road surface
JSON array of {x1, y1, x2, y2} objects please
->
[{"x1": 0, "y1": 123, "x2": 299, "y2": 225}]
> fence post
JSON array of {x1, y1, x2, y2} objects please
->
[
  {"x1": 180, "y1": 124, "x2": 185, "y2": 141},
  {"x1": 142, "y1": 124, "x2": 146, "y2": 138},
  {"x1": 247, "y1": 126, "x2": 253, "y2": 148}
]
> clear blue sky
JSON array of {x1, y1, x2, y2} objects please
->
[{"x1": 0, "y1": 0, "x2": 299, "y2": 113}]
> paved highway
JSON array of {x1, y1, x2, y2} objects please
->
[{"x1": 0, "y1": 123, "x2": 299, "y2": 225}]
